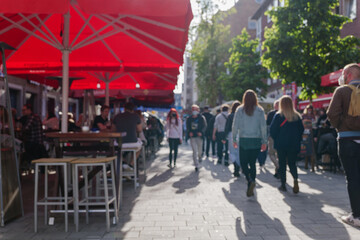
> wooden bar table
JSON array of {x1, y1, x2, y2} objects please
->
[{"x1": 45, "y1": 131, "x2": 125, "y2": 213}]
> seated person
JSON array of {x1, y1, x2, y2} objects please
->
[
  {"x1": 111, "y1": 102, "x2": 142, "y2": 168},
  {"x1": 92, "y1": 105, "x2": 110, "y2": 131}
]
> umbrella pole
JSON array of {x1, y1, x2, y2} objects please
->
[
  {"x1": 61, "y1": 12, "x2": 70, "y2": 133},
  {"x1": 105, "y1": 82, "x2": 110, "y2": 106}
]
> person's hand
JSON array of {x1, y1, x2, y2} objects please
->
[
  {"x1": 212, "y1": 135, "x2": 216, "y2": 141},
  {"x1": 179, "y1": 139, "x2": 182, "y2": 144},
  {"x1": 189, "y1": 132, "x2": 193, "y2": 137},
  {"x1": 314, "y1": 137, "x2": 317, "y2": 142},
  {"x1": 222, "y1": 140, "x2": 226, "y2": 144},
  {"x1": 260, "y1": 144, "x2": 267, "y2": 152},
  {"x1": 197, "y1": 132, "x2": 202, "y2": 137},
  {"x1": 233, "y1": 142, "x2": 238, "y2": 149}
]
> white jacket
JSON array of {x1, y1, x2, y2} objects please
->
[{"x1": 166, "y1": 118, "x2": 183, "y2": 139}]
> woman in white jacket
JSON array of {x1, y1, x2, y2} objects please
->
[{"x1": 165, "y1": 108, "x2": 182, "y2": 168}]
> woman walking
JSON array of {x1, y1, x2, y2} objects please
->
[
  {"x1": 232, "y1": 90, "x2": 267, "y2": 197},
  {"x1": 165, "y1": 108, "x2": 182, "y2": 168},
  {"x1": 270, "y1": 96, "x2": 304, "y2": 193}
]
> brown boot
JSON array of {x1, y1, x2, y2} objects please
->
[{"x1": 293, "y1": 179, "x2": 299, "y2": 194}]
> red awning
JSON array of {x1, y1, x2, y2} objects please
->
[
  {"x1": 298, "y1": 93, "x2": 333, "y2": 110},
  {"x1": 321, "y1": 63, "x2": 360, "y2": 87},
  {"x1": 321, "y1": 69, "x2": 342, "y2": 87},
  {"x1": 70, "y1": 72, "x2": 177, "y2": 91},
  {"x1": 0, "y1": 0, "x2": 193, "y2": 73}
]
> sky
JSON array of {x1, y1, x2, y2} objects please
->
[{"x1": 173, "y1": 0, "x2": 236, "y2": 94}]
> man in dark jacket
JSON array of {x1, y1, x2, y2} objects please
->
[
  {"x1": 22, "y1": 104, "x2": 48, "y2": 166},
  {"x1": 327, "y1": 63, "x2": 360, "y2": 228},
  {"x1": 186, "y1": 104, "x2": 206, "y2": 172}
]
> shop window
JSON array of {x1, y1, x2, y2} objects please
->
[{"x1": 344, "y1": 0, "x2": 357, "y2": 19}]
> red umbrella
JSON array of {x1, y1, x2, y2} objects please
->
[{"x1": 0, "y1": 0, "x2": 192, "y2": 131}]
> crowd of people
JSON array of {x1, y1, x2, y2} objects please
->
[
  {"x1": 164, "y1": 63, "x2": 359, "y2": 228},
  {"x1": 1, "y1": 63, "x2": 359, "y2": 229}
]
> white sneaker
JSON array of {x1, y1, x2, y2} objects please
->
[
  {"x1": 123, "y1": 164, "x2": 133, "y2": 171},
  {"x1": 341, "y1": 214, "x2": 360, "y2": 227}
]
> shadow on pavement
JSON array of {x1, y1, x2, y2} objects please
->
[
  {"x1": 172, "y1": 171, "x2": 200, "y2": 194},
  {"x1": 257, "y1": 169, "x2": 350, "y2": 240},
  {"x1": 223, "y1": 181, "x2": 289, "y2": 239},
  {"x1": 145, "y1": 168, "x2": 174, "y2": 187}
]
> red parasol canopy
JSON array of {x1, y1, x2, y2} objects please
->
[{"x1": 0, "y1": 0, "x2": 192, "y2": 131}]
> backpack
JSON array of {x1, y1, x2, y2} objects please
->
[{"x1": 346, "y1": 84, "x2": 360, "y2": 116}]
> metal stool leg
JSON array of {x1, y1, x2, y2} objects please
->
[
  {"x1": 83, "y1": 166, "x2": 89, "y2": 224},
  {"x1": 102, "y1": 163, "x2": 110, "y2": 232},
  {"x1": 73, "y1": 164, "x2": 80, "y2": 232},
  {"x1": 44, "y1": 165, "x2": 48, "y2": 225},
  {"x1": 34, "y1": 164, "x2": 39, "y2": 233},
  {"x1": 133, "y1": 150, "x2": 137, "y2": 190},
  {"x1": 110, "y1": 161, "x2": 118, "y2": 223},
  {"x1": 63, "y1": 164, "x2": 68, "y2": 232}
]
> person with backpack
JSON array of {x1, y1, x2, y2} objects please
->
[
  {"x1": 270, "y1": 96, "x2": 304, "y2": 193},
  {"x1": 213, "y1": 104, "x2": 230, "y2": 166},
  {"x1": 327, "y1": 63, "x2": 360, "y2": 228}
]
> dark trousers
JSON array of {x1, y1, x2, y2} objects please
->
[
  {"x1": 338, "y1": 138, "x2": 360, "y2": 217},
  {"x1": 203, "y1": 136, "x2": 214, "y2": 157},
  {"x1": 277, "y1": 149, "x2": 299, "y2": 184},
  {"x1": 216, "y1": 132, "x2": 228, "y2": 162},
  {"x1": 168, "y1": 138, "x2": 180, "y2": 164},
  {"x1": 239, "y1": 147, "x2": 260, "y2": 183},
  {"x1": 24, "y1": 141, "x2": 48, "y2": 164},
  {"x1": 257, "y1": 149, "x2": 268, "y2": 166}
]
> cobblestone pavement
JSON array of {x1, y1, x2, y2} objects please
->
[{"x1": 1, "y1": 143, "x2": 359, "y2": 239}]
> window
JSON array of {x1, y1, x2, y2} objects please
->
[
  {"x1": 279, "y1": 0, "x2": 285, "y2": 7},
  {"x1": 256, "y1": 17, "x2": 262, "y2": 41},
  {"x1": 248, "y1": 19, "x2": 257, "y2": 29},
  {"x1": 273, "y1": 0, "x2": 278, "y2": 8},
  {"x1": 267, "y1": 4, "x2": 273, "y2": 23},
  {"x1": 267, "y1": 78, "x2": 272, "y2": 86},
  {"x1": 344, "y1": 0, "x2": 357, "y2": 19}
]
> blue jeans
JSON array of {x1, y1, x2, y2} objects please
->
[{"x1": 338, "y1": 138, "x2": 360, "y2": 217}]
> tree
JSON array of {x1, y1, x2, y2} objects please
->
[
  {"x1": 221, "y1": 29, "x2": 269, "y2": 101},
  {"x1": 262, "y1": 0, "x2": 360, "y2": 99},
  {"x1": 190, "y1": 0, "x2": 232, "y2": 106}
]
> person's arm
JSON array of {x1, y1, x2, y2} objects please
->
[
  {"x1": 260, "y1": 111, "x2": 267, "y2": 151},
  {"x1": 136, "y1": 123, "x2": 142, "y2": 133},
  {"x1": 270, "y1": 114, "x2": 280, "y2": 140},
  {"x1": 97, "y1": 122, "x2": 107, "y2": 130},
  {"x1": 186, "y1": 118, "x2": 192, "y2": 137},
  {"x1": 212, "y1": 116, "x2": 218, "y2": 140},
  {"x1": 232, "y1": 111, "x2": 240, "y2": 148},
  {"x1": 178, "y1": 118, "x2": 183, "y2": 143},
  {"x1": 327, "y1": 87, "x2": 343, "y2": 129}
]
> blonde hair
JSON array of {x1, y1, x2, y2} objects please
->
[{"x1": 278, "y1": 95, "x2": 301, "y2": 122}]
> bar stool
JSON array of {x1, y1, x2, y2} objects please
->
[
  {"x1": 121, "y1": 145, "x2": 142, "y2": 190},
  {"x1": 71, "y1": 156, "x2": 118, "y2": 232},
  {"x1": 33, "y1": 157, "x2": 77, "y2": 232}
]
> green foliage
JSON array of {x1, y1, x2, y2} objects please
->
[
  {"x1": 190, "y1": 1, "x2": 232, "y2": 106},
  {"x1": 222, "y1": 29, "x2": 269, "y2": 101},
  {"x1": 262, "y1": 0, "x2": 360, "y2": 99}
]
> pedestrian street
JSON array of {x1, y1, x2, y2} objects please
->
[{"x1": 1, "y1": 143, "x2": 359, "y2": 240}]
